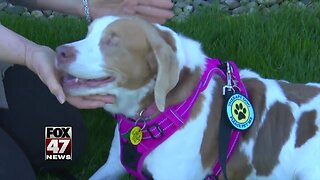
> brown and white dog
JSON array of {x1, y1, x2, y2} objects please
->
[{"x1": 56, "y1": 16, "x2": 320, "y2": 180}]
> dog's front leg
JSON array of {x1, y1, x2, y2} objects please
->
[{"x1": 90, "y1": 125, "x2": 126, "y2": 180}]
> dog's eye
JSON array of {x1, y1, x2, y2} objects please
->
[{"x1": 105, "y1": 33, "x2": 119, "y2": 47}]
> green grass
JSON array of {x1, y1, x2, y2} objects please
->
[{"x1": 1, "y1": 3, "x2": 320, "y2": 179}]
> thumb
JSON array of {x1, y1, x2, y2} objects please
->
[
  {"x1": 39, "y1": 68, "x2": 66, "y2": 104},
  {"x1": 46, "y1": 78, "x2": 66, "y2": 104}
]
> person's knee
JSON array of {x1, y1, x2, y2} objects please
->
[{"x1": 1, "y1": 65, "x2": 87, "y2": 169}]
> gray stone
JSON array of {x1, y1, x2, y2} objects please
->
[
  {"x1": 193, "y1": 0, "x2": 202, "y2": 9},
  {"x1": 43, "y1": 10, "x2": 53, "y2": 17},
  {"x1": 173, "y1": 14, "x2": 188, "y2": 22},
  {"x1": 183, "y1": 5, "x2": 194, "y2": 14},
  {"x1": 175, "y1": 1, "x2": 188, "y2": 8},
  {"x1": 52, "y1": 11, "x2": 64, "y2": 17},
  {"x1": 173, "y1": 7, "x2": 183, "y2": 15},
  {"x1": 240, "y1": 0, "x2": 250, "y2": 6},
  {"x1": 232, "y1": 6, "x2": 247, "y2": 14},
  {"x1": 248, "y1": 7, "x2": 258, "y2": 13},
  {"x1": 0, "y1": 2, "x2": 7, "y2": 11},
  {"x1": 270, "y1": 3, "x2": 279, "y2": 11},
  {"x1": 185, "y1": 0, "x2": 193, "y2": 4},
  {"x1": 301, "y1": 0, "x2": 312, "y2": 5},
  {"x1": 200, "y1": 1, "x2": 211, "y2": 6},
  {"x1": 246, "y1": 1, "x2": 258, "y2": 8},
  {"x1": 67, "y1": 15, "x2": 79, "y2": 19},
  {"x1": 281, "y1": 1, "x2": 289, "y2": 6},
  {"x1": 219, "y1": 4, "x2": 229, "y2": 11},
  {"x1": 4, "y1": 6, "x2": 27, "y2": 15},
  {"x1": 22, "y1": 11, "x2": 31, "y2": 17},
  {"x1": 261, "y1": 6, "x2": 271, "y2": 13},
  {"x1": 31, "y1": 10, "x2": 43, "y2": 18},
  {"x1": 225, "y1": 0, "x2": 241, "y2": 9},
  {"x1": 258, "y1": 4, "x2": 266, "y2": 10},
  {"x1": 297, "y1": 2, "x2": 306, "y2": 8},
  {"x1": 48, "y1": 15, "x2": 55, "y2": 19},
  {"x1": 257, "y1": 0, "x2": 277, "y2": 6}
]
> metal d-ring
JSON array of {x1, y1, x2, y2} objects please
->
[
  {"x1": 134, "y1": 118, "x2": 146, "y2": 130},
  {"x1": 134, "y1": 109, "x2": 147, "y2": 130}
]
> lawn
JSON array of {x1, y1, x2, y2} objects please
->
[{"x1": 0, "y1": 3, "x2": 319, "y2": 179}]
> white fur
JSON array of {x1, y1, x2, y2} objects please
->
[
  {"x1": 59, "y1": 16, "x2": 320, "y2": 180},
  {"x1": 65, "y1": 16, "x2": 120, "y2": 79}
]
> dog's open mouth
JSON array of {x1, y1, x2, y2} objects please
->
[{"x1": 62, "y1": 74, "x2": 115, "y2": 88}]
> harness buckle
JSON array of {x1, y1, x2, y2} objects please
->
[
  {"x1": 147, "y1": 124, "x2": 163, "y2": 139},
  {"x1": 222, "y1": 62, "x2": 236, "y2": 95}
]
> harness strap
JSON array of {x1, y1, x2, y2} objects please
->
[{"x1": 115, "y1": 58, "x2": 247, "y2": 180}]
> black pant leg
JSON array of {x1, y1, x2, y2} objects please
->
[
  {"x1": 0, "y1": 65, "x2": 87, "y2": 169},
  {"x1": 0, "y1": 128, "x2": 36, "y2": 180}
]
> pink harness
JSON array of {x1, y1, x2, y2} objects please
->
[{"x1": 114, "y1": 58, "x2": 248, "y2": 180}]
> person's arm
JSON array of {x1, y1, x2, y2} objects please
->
[
  {"x1": 0, "y1": 25, "x2": 113, "y2": 108},
  {"x1": 0, "y1": 24, "x2": 37, "y2": 69},
  {"x1": 9, "y1": 0, "x2": 173, "y2": 24},
  {"x1": 0, "y1": 24, "x2": 66, "y2": 103}
]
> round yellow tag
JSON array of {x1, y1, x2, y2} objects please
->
[
  {"x1": 130, "y1": 126, "x2": 143, "y2": 145},
  {"x1": 231, "y1": 99, "x2": 250, "y2": 124},
  {"x1": 226, "y1": 93, "x2": 255, "y2": 130}
]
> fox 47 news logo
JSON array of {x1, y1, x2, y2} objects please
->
[{"x1": 45, "y1": 127, "x2": 72, "y2": 160}]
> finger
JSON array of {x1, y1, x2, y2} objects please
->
[
  {"x1": 138, "y1": 0, "x2": 173, "y2": 9},
  {"x1": 39, "y1": 69, "x2": 66, "y2": 104},
  {"x1": 138, "y1": 15, "x2": 168, "y2": 24},
  {"x1": 135, "y1": 5, "x2": 174, "y2": 20},
  {"x1": 66, "y1": 96, "x2": 106, "y2": 109},
  {"x1": 83, "y1": 95, "x2": 115, "y2": 103}
]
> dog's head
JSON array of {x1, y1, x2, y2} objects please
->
[{"x1": 56, "y1": 16, "x2": 183, "y2": 115}]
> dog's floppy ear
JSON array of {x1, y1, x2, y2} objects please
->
[{"x1": 142, "y1": 23, "x2": 180, "y2": 112}]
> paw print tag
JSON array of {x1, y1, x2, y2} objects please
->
[
  {"x1": 130, "y1": 126, "x2": 143, "y2": 145},
  {"x1": 226, "y1": 93, "x2": 255, "y2": 130}
]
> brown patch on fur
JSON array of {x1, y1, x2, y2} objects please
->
[
  {"x1": 253, "y1": 102, "x2": 295, "y2": 176},
  {"x1": 241, "y1": 78, "x2": 267, "y2": 141},
  {"x1": 279, "y1": 81, "x2": 320, "y2": 106},
  {"x1": 295, "y1": 110, "x2": 318, "y2": 148},
  {"x1": 158, "y1": 30, "x2": 177, "y2": 52},
  {"x1": 166, "y1": 67, "x2": 202, "y2": 107},
  {"x1": 139, "y1": 91, "x2": 155, "y2": 113},
  {"x1": 226, "y1": 151, "x2": 253, "y2": 180},
  {"x1": 100, "y1": 19, "x2": 156, "y2": 89},
  {"x1": 139, "y1": 67, "x2": 202, "y2": 117},
  {"x1": 190, "y1": 94, "x2": 205, "y2": 119},
  {"x1": 200, "y1": 75, "x2": 224, "y2": 169}
]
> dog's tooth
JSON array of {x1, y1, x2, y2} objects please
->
[{"x1": 75, "y1": 78, "x2": 79, "y2": 83}]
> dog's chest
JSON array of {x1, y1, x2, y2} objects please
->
[{"x1": 143, "y1": 79, "x2": 216, "y2": 180}]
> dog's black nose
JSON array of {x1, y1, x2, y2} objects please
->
[{"x1": 56, "y1": 45, "x2": 76, "y2": 65}]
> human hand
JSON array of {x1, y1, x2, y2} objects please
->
[
  {"x1": 66, "y1": 95, "x2": 115, "y2": 109},
  {"x1": 25, "y1": 45, "x2": 66, "y2": 104},
  {"x1": 25, "y1": 45, "x2": 114, "y2": 109},
  {"x1": 90, "y1": 0, "x2": 174, "y2": 24}
]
